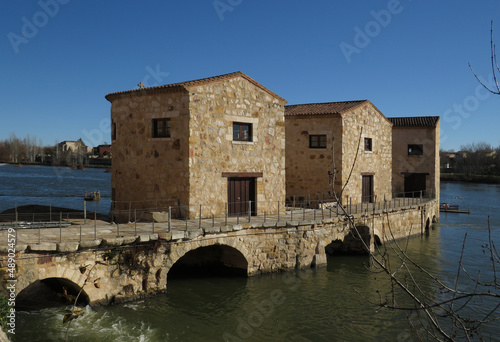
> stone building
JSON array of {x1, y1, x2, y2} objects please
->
[
  {"x1": 105, "y1": 71, "x2": 287, "y2": 221},
  {"x1": 93, "y1": 144, "x2": 112, "y2": 156},
  {"x1": 58, "y1": 140, "x2": 92, "y2": 154},
  {"x1": 388, "y1": 116, "x2": 440, "y2": 201},
  {"x1": 284, "y1": 100, "x2": 393, "y2": 206}
]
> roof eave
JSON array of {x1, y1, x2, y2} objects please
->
[{"x1": 105, "y1": 71, "x2": 287, "y2": 104}]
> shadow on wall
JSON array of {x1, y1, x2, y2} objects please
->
[{"x1": 325, "y1": 225, "x2": 378, "y2": 256}]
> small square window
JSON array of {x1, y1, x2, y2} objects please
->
[
  {"x1": 408, "y1": 144, "x2": 423, "y2": 155},
  {"x1": 152, "y1": 118, "x2": 171, "y2": 138},
  {"x1": 233, "y1": 122, "x2": 252, "y2": 142},
  {"x1": 309, "y1": 135, "x2": 327, "y2": 149},
  {"x1": 364, "y1": 138, "x2": 372, "y2": 151}
]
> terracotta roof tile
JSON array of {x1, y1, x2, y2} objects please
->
[
  {"x1": 284, "y1": 100, "x2": 368, "y2": 116},
  {"x1": 105, "y1": 71, "x2": 286, "y2": 103},
  {"x1": 388, "y1": 116, "x2": 440, "y2": 127}
]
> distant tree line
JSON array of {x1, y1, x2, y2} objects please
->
[
  {"x1": 0, "y1": 133, "x2": 49, "y2": 163},
  {"x1": 0, "y1": 133, "x2": 101, "y2": 166},
  {"x1": 441, "y1": 142, "x2": 500, "y2": 176}
]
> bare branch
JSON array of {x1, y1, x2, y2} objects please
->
[{"x1": 469, "y1": 21, "x2": 500, "y2": 95}]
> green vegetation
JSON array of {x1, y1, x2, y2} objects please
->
[
  {"x1": 441, "y1": 142, "x2": 500, "y2": 183},
  {"x1": 0, "y1": 292, "x2": 9, "y2": 333}
]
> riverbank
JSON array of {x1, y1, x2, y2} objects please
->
[
  {"x1": 1, "y1": 160, "x2": 111, "y2": 169},
  {"x1": 441, "y1": 173, "x2": 500, "y2": 184},
  {"x1": 0, "y1": 205, "x2": 110, "y2": 222}
]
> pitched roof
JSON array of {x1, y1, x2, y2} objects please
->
[
  {"x1": 284, "y1": 100, "x2": 368, "y2": 116},
  {"x1": 388, "y1": 116, "x2": 440, "y2": 127},
  {"x1": 105, "y1": 71, "x2": 286, "y2": 103}
]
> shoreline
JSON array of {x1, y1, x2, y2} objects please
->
[
  {"x1": 0, "y1": 161, "x2": 111, "y2": 170},
  {"x1": 0, "y1": 205, "x2": 110, "y2": 222},
  {"x1": 441, "y1": 173, "x2": 500, "y2": 184}
]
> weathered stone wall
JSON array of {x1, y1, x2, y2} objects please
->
[
  {"x1": 340, "y1": 103, "x2": 393, "y2": 204},
  {"x1": 285, "y1": 114, "x2": 343, "y2": 202},
  {"x1": 110, "y1": 90, "x2": 191, "y2": 220},
  {"x1": 284, "y1": 103, "x2": 392, "y2": 206},
  {"x1": 361, "y1": 199, "x2": 439, "y2": 243},
  {"x1": 187, "y1": 76, "x2": 286, "y2": 217},
  {"x1": 8, "y1": 242, "x2": 168, "y2": 305},
  {"x1": 2, "y1": 201, "x2": 438, "y2": 306},
  {"x1": 392, "y1": 123, "x2": 440, "y2": 204}
]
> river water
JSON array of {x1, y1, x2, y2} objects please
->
[
  {"x1": 1, "y1": 165, "x2": 499, "y2": 341},
  {"x1": 0, "y1": 164, "x2": 111, "y2": 215}
]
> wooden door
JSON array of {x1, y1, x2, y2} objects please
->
[
  {"x1": 362, "y1": 175, "x2": 373, "y2": 203},
  {"x1": 228, "y1": 178, "x2": 256, "y2": 216},
  {"x1": 404, "y1": 173, "x2": 426, "y2": 197}
]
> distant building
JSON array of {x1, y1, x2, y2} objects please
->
[
  {"x1": 94, "y1": 144, "x2": 112, "y2": 156},
  {"x1": 58, "y1": 140, "x2": 92, "y2": 154},
  {"x1": 441, "y1": 151, "x2": 466, "y2": 171}
]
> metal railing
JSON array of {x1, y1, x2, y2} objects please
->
[{"x1": 0, "y1": 189, "x2": 436, "y2": 244}]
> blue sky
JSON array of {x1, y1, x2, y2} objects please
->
[{"x1": 1, "y1": 0, "x2": 499, "y2": 151}]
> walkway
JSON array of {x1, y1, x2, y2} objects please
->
[{"x1": 0, "y1": 196, "x2": 433, "y2": 248}]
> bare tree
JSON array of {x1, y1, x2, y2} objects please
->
[
  {"x1": 458, "y1": 142, "x2": 495, "y2": 176},
  {"x1": 469, "y1": 21, "x2": 500, "y2": 95},
  {"x1": 335, "y1": 194, "x2": 500, "y2": 341},
  {"x1": 328, "y1": 130, "x2": 499, "y2": 340}
]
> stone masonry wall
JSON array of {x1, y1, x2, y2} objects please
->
[
  {"x1": 285, "y1": 115, "x2": 343, "y2": 202},
  {"x1": 110, "y1": 90, "x2": 191, "y2": 220},
  {"x1": 186, "y1": 76, "x2": 286, "y2": 217},
  {"x1": 3, "y1": 201, "x2": 438, "y2": 305},
  {"x1": 9, "y1": 242, "x2": 168, "y2": 305},
  {"x1": 341, "y1": 103, "x2": 393, "y2": 204},
  {"x1": 392, "y1": 125, "x2": 440, "y2": 204}
]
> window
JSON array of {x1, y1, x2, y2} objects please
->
[
  {"x1": 364, "y1": 138, "x2": 372, "y2": 151},
  {"x1": 233, "y1": 122, "x2": 252, "y2": 142},
  {"x1": 111, "y1": 122, "x2": 116, "y2": 141},
  {"x1": 408, "y1": 144, "x2": 423, "y2": 156},
  {"x1": 309, "y1": 135, "x2": 327, "y2": 148},
  {"x1": 152, "y1": 118, "x2": 171, "y2": 138}
]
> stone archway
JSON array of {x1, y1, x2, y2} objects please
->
[
  {"x1": 168, "y1": 245, "x2": 248, "y2": 278},
  {"x1": 425, "y1": 217, "x2": 431, "y2": 231},
  {"x1": 16, "y1": 277, "x2": 89, "y2": 310},
  {"x1": 166, "y1": 238, "x2": 252, "y2": 279}
]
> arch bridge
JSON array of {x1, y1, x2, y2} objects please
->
[{"x1": 1, "y1": 201, "x2": 438, "y2": 307}]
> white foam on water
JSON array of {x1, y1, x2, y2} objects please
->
[
  {"x1": 20, "y1": 305, "x2": 163, "y2": 341},
  {"x1": 67, "y1": 307, "x2": 159, "y2": 341}
]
